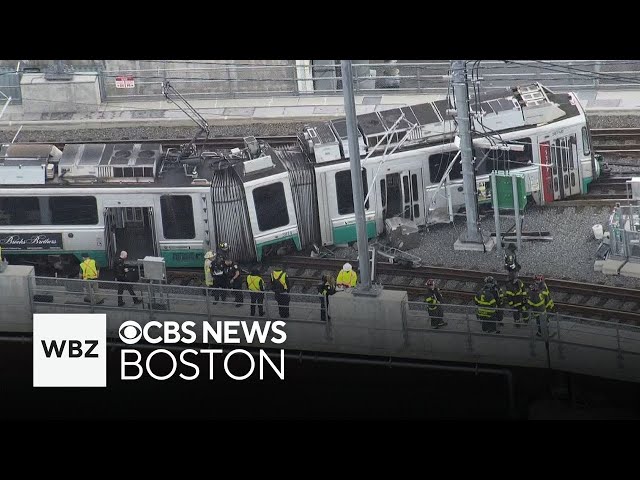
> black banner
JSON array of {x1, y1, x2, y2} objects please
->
[{"x1": 0, "y1": 233, "x2": 63, "y2": 250}]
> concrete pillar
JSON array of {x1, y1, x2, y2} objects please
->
[
  {"x1": 295, "y1": 60, "x2": 314, "y2": 93},
  {"x1": 0, "y1": 265, "x2": 35, "y2": 333},
  {"x1": 21, "y1": 73, "x2": 101, "y2": 113}
]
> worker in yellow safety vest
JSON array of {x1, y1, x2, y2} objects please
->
[
  {"x1": 79, "y1": 253, "x2": 104, "y2": 304},
  {"x1": 474, "y1": 277, "x2": 500, "y2": 334},
  {"x1": 246, "y1": 267, "x2": 265, "y2": 317},
  {"x1": 527, "y1": 282, "x2": 547, "y2": 337},
  {"x1": 337, "y1": 262, "x2": 357, "y2": 288},
  {"x1": 270, "y1": 266, "x2": 290, "y2": 318},
  {"x1": 533, "y1": 274, "x2": 555, "y2": 313}
]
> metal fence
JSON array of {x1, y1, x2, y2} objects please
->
[
  {"x1": 26, "y1": 276, "x2": 640, "y2": 368},
  {"x1": 89, "y1": 60, "x2": 640, "y2": 102},
  {"x1": 0, "y1": 67, "x2": 22, "y2": 105},
  {"x1": 608, "y1": 204, "x2": 640, "y2": 260},
  {"x1": 8, "y1": 60, "x2": 640, "y2": 105}
]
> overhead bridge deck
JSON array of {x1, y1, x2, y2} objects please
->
[{"x1": 1, "y1": 269, "x2": 638, "y2": 385}]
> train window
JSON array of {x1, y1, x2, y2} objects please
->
[
  {"x1": 49, "y1": 196, "x2": 98, "y2": 225},
  {"x1": 429, "y1": 152, "x2": 462, "y2": 183},
  {"x1": 402, "y1": 176, "x2": 410, "y2": 203},
  {"x1": 582, "y1": 127, "x2": 591, "y2": 156},
  {"x1": 411, "y1": 174, "x2": 419, "y2": 201},
  {"x1": 380, "y1": 179, "x2": 386, "y2": 208},
  {"x1": 253, "y1": 182, "x2": 289, "y2": 231},
  {"x1": 0, "y1": 197, "x2": 40, "y2": 225},
  {"x1": 161, "y1": 195, "x2": 195, "y2": 239},
  {"x1": 335, "y1": 170, "x2": 369, "y2": 215},
  {"x1": 414, "y1": 204, "x2": 420, "y2": 219},
  {"x1": 474, "y1": 137, "x2": 533, "y2": 173}
]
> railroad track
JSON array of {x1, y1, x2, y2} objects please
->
[
  {"x1": 592, "y1": 127, "x2": 640, "y2": 153},
  {"x1": 17, "y1": 135, "x2": 300, "y2": 150},
  {"x1": 166, "y1": 256, "x2": 640, "y2": 323}
]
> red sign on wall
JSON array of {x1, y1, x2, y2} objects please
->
[{"x1": 115, "y1": 75, "x2": 135, "y2": 89}]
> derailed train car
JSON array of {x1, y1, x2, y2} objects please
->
[{"x1": 0, "y1": 83, "x2": 599, "y2": 272}]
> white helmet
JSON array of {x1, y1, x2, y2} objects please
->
[
  {"x1": 342, "y1": 263, "x2": 352, "y2": 272},
  {"x1": 204, "y1": 251, "x2": 214, "y2": 259}
]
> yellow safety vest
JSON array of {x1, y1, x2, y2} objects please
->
[
  {"x1": 271, "y1": 271, "x2": 288, "y2": 291},
  {"x1": 80, "y1": 258, "x2": 98, "y2": 280},
  {"x1": 247, "y1": 274, "x2": 264, "y2": 292},
  {"x1": 337, "y1": 269, "x2": 357, "y2": 287},
  {"x1": 424, "y1": 291, "x2": 440, "y2": 311},
  {"x1": 204, "y1": 259, "x2": 213, "y2": 286}
]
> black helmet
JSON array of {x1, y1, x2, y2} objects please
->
[
  {"x1": 506, "y1": 243, "x2": 517, "y2": 252},
  {"x1": 218, "y1": 242, "x2": 229, "y2": 251},
  {"x1": 484, "y1": 276, "x2": 495, "y2": 285}
]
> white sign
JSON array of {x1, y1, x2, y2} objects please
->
[
  {"x1": 33, "y1": 313, "x2": 106, "y2": 387},
  {"x1": 115, "y1": 75, "x2": 135, "y2": 89}
]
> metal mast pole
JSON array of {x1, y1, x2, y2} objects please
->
[
  {"x1": 452, "y1": 60, "x2": 483, "y2": 244},
  {"x1": 341, "y1": 60, "x2": 371, "y2": 291}
]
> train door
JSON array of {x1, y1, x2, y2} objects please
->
[
  {"x1": 381, "y1": 170, "x2": 424, "y2": 222},
  {"x1": 539, "y1": 142, "x2": 554, "y2": 203},
  {"x1": 568, "y1": 135, "x2": 581, "y2": 196},
  {"x1": 550, "y1": 134, "x2": 580, "y2": 200},
  {"x1": 103, "y1": 208, "x2": 118, "y2": 268},
  {"x1": 104, "y1": 206, "x2": 158, "y2": 263}
]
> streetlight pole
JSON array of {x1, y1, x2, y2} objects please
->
[{"x1": 341, "y1": 60, "x2": 372, "y2": 291}]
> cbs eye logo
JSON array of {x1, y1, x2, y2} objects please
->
[{"x1": 119, "y1": 321, "x2": 142, "y2": 344}]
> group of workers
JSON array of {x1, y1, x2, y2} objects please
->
[
  {"x1": 76, "y1": 241, "x2": 555, "y2": 333},
  {"x1": 424, "y1": 243, "x2": 555, "y2": 336}
]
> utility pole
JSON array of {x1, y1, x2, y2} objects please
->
[
  {"x1": 451, "y1": 60, "x2": 492, "y2": 251},
  {"x1": 341, "y1": 60, "x2": 372, "y2": 291}
]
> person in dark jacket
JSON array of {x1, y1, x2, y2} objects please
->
[
  {"x1": 504, "y1": 243, "x2": 521, "y2": 282},
  {"x1": 424, "y1": 278, "x2": 447, "y2": 328},
  {"x1": 115, "y1": 251, "x2": 141, "y2": 307},
  {"x1": 210, "y1": 254, "x2": 227, "y2": 303},
  {"x1": 475, "y1": 277, "x2": 500, "y2": 333},
  {"x1": 270, "y1": 266, "x2": 290, "y2": 318},
  {"x1": 224, "y1": 258, "x2": 243, "y2": 307},
  {"x1": 318, "y1": 274, "x2": 336, "y2": 322}
]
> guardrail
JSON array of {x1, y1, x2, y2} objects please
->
[
  {"x1": 17, "y1": 60, "x2": 640, "y2": 102},
  {"x1": 26, "y1": 276, "x2": 640, "y2": 374}
]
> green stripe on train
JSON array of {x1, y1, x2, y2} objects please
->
[
  {"x1": 161, "y1": 249, "x2": 206, "y2": 268},
  {"x1": 332, "y1": 221, "x2": 377, "y2": 245},
  {"x1": 2, "y1": 250, "x2": 108, "y2": 267},
  {"x1": 256, "y1": 234, "x2": 302, "y2": 261},
  {"x1": 583, "y1": 176, "x2": 593, "y2": 193}
]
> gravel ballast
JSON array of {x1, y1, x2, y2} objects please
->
[{"x1": 331, "y1": 205, "x2": 640, "y2": 289}]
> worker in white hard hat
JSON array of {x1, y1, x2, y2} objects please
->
[
  {"x1": 204, "y1": 251, "x2": 215, "y2": 291},
  {"x1": 336, "y1": 262, "x2": 357, "y2": 289}
]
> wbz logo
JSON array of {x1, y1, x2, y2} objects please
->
[{"x1": 33, "y1": 314, "x2": 106, "y2": 387}]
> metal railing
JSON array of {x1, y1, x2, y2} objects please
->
[
  {"x1": 608, "y1": 204, "x2": 640, "y2": 260},
  {"x1": 30, "y1": 276, "x2": 333, "y2": 339},
  {"x1": 52, "y1": 60, "x2": 640, "y2": 102},
  {"x1": 25, "y1": 276, "x2": 640, "y2": 371},
  {"x1": 404, "y1": 300, "x2": 640, "y2": 363}
]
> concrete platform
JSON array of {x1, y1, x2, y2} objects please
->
[
  {"x1": 453, "y1": 235, "x2": 496, "y2": 252},
  {"x1": 620, "y1": 261, "x2": 640, "y2": 279},
  {"x1": 602, "y1": 259, "x2": 627, "y2": 275},
  {"x1": 594, "y1": 260, "x2": 605, "y2": 272}
]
